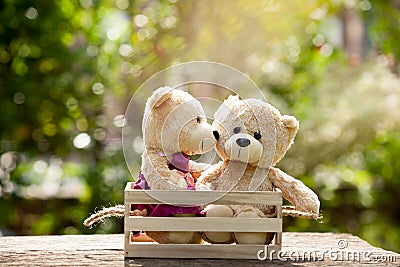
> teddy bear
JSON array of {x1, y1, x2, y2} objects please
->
[
  {"x1": 196, "y1": 95, "x2": 320, "y2": 245},
  {"x1": 84, "y1": 86, "x2": 217, "y2": 244}
]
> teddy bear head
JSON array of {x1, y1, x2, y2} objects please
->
[
  {"x1": 212, "y1": 95, "x2": 298, "y2": 168},
  {"x1": 143, "y1": 86, "x2": 216, "y2": 155}
]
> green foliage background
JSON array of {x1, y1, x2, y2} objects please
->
[{"x1": 0, "y1": 0, "x2": 399, "y2": 252}]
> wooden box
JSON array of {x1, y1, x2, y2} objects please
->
[{"x1": 124, "y1": 182, "x2": 282, "y2": 259}]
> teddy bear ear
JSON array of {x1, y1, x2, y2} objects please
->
[
  {"x1": 281, "y1": 115, "x2": 299, "y2": 129},
  {"x1": 223, "y1": 95, "x2": 240, "y2": 107},
  {"x1": 148, "y1": 86, "x2": 174, "y2": 108},
  {"x1": 281, "y1": 115, "x2": 299, "y2": 143}
]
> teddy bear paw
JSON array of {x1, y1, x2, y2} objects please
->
[
  {"x1": 203, "y1": 205, "x2": 234, "y2": 243},
  {"x1": 233, "y1": 210, "x2": 272, "y2": 244}
]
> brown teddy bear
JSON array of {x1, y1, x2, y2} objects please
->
[
  {"x1": 196, "y1": 95, "x2": 320, "y2": 245},
  {"x1": 136, "y1": 86, "x2": 217, "y2": 244},
  {"x1": 84, "y1": 86, "x2": 217, "y2": 244}
]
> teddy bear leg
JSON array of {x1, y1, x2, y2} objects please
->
[
  {"x1": 146, "y1": 231, "x2": 196, "y2": 244},
  {"x1": 167, "y1": 231, "x2": 198, "y2": 244},
  {"x1": 189, "y1": 231, "x2": 203, "y2": 244},
  {"x1": 203, "y1": 205, "x2": 234, "y2": 244},
  {"x1": 146, "y1": 213, "x2": 201, "y2": 244},
  {"x1": 233, "y1": 209, "x2": 274, "y2": 245}
]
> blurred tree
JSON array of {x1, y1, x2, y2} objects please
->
[
  {"x1": 0, "y1": 0, "x2": 112, "y2": 234},
  {"x1": 366, "y1": 0, "x2": 400, "y2": 73},
  {"x1": 0, "y1": 0, "x2": 189, "y2": 235}
]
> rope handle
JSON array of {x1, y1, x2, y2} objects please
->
[
  {"x1": 282, "y1": 205, "x2": 321, "y2": 220},
  {"x1": 83, "y1": 204, "x2": 320, "y2": 229},
  {"x1": 83, "y1": 205, "x2": 147, "y2": 228}
]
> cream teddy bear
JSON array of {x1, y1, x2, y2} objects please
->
[
  {"x1": 139, "y1": 86, "x2": 216, "y2": 191},
  {"x1": 84, "y1": 86, "x2": 217, "y2": 244},
  {"x1": 134, "y1": 86, "x2": 217, "y2": 244},
  {"x1": 196, "y1": 95, "x2": 320, "y2": 245}
]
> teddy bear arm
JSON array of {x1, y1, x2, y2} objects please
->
[
  {"x1": 148, "y1": 179, "x2": 182, "y2": 190},
  {"x1": 195, "y1": 161, "x2": 227, "y2": 190},
  {"x1": 268, "y1": 167, "x2": 320, "y2": 215},
  {"x1": 142, "y1": 153, "x2": 187, "y2": 190},
  {"x1": 189, "y1": 161, "x2": 210, "y2": 180},
  {"x1": 146, "y1": 168, "x2": 188, "y2": 190},
  {"x1": 189, "y1": 161, "x2": 210, "y2": 172}
]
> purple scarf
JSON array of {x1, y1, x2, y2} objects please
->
[{"x1": 132, "y1": 152, "x2": 201, "y2": 217}]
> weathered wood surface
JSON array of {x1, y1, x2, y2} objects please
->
[{"x1": 1, "y1": 233, "x2": 399, "y2": 266}]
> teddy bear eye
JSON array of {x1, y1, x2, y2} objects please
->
[
  {"x1": 196, "y1": 116, "x2": 201, "y2": 123},
  {"x1": 233, "y1": 127, "x2": 241, "y2": 134},
  {"x1": 254, "y1": 131, "x2": 262, "y2": 140}
]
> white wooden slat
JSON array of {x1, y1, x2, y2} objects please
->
[
  {"x1": 276, "y1": 232, "x2": 282, "y2": 246},
  {"x1": 275, "y1": 203, "x2": 283, "y2": 246},
  {"x1": 125, "y1": 217, "x2": 282, "y2": 232},
  {"x1": 125, "y1": 243, "x2": 281, "y2": 259},
  {"x1": 124, "y1": 182, "x2": 131, "y2": 192},
  {"x1": 124, "y1": 188, "x2": 282, "y2": 206},
  {"x1": 124, "y1": 231, "x2": 130, "y2": 255}
]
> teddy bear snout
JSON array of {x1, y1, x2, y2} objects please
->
[
  {"x1": 236, "y1": 138, "x2": 250, "y2": 147},
  {"x1": 199, "y1": 137, "x2": 216, "y2": 153},
  {"x1": 183, "y1": 122, "x2": 217, "y2": 154},
  {"x1": 224, "y1": 133, "x2": 263, "y2": 165}
]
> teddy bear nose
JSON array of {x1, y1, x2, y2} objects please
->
[
  {"x1": 213, "y1": 130, "x2": 220, "y2": 141},
  {"x1": 236, "y1": 138, "x2": 250, "y2": 147}
]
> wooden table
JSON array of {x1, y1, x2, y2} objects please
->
[{"x1": 1, "y1": 233, "x2": 399, "y2": 266}]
